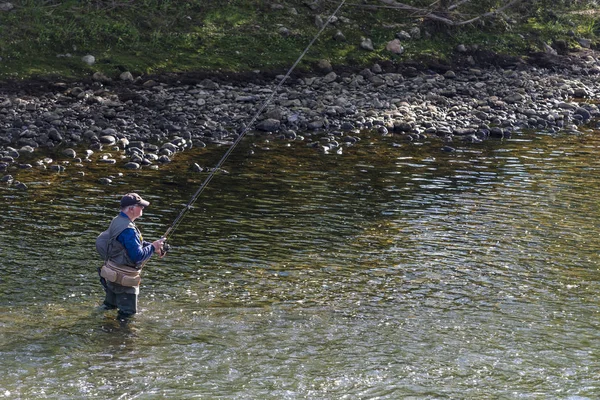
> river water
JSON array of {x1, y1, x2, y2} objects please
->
[{"x1": 1, "y1": 130, "x2": 600, "y2": 399}]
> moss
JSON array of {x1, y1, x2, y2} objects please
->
[{"x1": 0, "y1": 0, "x2": 597, "y2": 81}]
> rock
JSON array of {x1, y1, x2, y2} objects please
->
[
  {"x1": 386, "y1": 39, "x2": 404, "y2": 55},
  {"x1": 0, "y1": 2, "x2": 14, "y2": 12},
  {"x1": 159, "y1": 148, "x2": 173, "y2": 157},
  {"x1": 574, "y1": 107, "x2": 591, "y2": 122},
  {"x1": 323, "y1": 72, "x2": 337, "y2": 83},
  {"x1": 543, "y1": 43, "x2": 558, "y2": 55},
  {"x1": 143, "y1": 79, "x2": 158, "y2": 87},
  {"x1": 278, "y1": 26, "x2": 290, "y2": 37},
  {"x1": 6, "y1": 147, "x2": 18, "y2": 158},
  {"x1": 161, "y1": 143, "x2": 179, "y2": 153},
  {"x1": 99, "y1": 135, "x2": 117, "y2": 145},
  {"x1": 120, "y1": 71, "x2": 134, "y2": 81},
  {"x1": 557, "y1": 102, "x2": 577, "y2": 110},
  {"x1": 341, "y1": 122, "x2": 355, "y2": 131},
  {"x1": 256, "y1": 119, "x2": 281, "y2": 132},
  {"x1": 82, "y1": 55, "x2": 95, "y2": 65},
  {"x1": 573, "y1": 88, "x2": 588, "y2": 98},
  {"x1": 50, "y1": 165, "x2": 65, "y2": 172},
  {"x1": 1, "y1": 174, "x2": 13, "y2": 182},
  {"x1": 14, "y1": 181, "x2": 27, "y2": 190},
  {"x1": 395, "y1": 31, "x2": 411, "y2": 40},
  {"x1": 308, "y1": 120, "x2": 325, "y2": 130},
  {"x1": 504, "y1": 93, "x2": 525, "y2": 104},
  {"x1": 490, "y1": 127, "x2": 505, "y2": 138},
  {"x1": 192, "y1": 163, "x2": 204, "y2": 172},
  {"x1": 19, "y1": 145, "x2": 35, "y2": 154},
  {"x1": 577, "y1": 38, "x2": 592, "y2": 48},
  {"x1": 124, "y1": 162, "x2": 141, "y2": 170},
  {"x1": 444, "y1": 70, "x2": 457, "y2": 79},
  {"x1": 92, "y1": 71, "x2": 111, "y2": 83},
  {"x1": 235, "y1": 95, "x2": 257, "y2": 102},
  {"x1": 360, "y1": 37, "x2": 374, "y2": 51},
  {"x1": 333, "y1": 30, "x2": 345, "y2": 41},
  {"x1": 315, "y1": 15, "x2": 324, "y2": 28},
  {"x1": 283, "y1": 130, "x2": 297, "y2": 140},
  {"x1": 199, "y1": 79, "x2": 219, "y2": 89},
  {"x1": 43, "y1": 112, "x2": 61, "y2": 122},
  {"x1": 409, "y1": 27, "x2": 421, "y2": 39},
  {"x1": 63, "y1": 148, "x2": 76, "y2": 158},
  {"x1": 318, "y1": 59, "x2": 333, "y2": 73}
]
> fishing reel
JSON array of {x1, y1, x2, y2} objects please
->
[{"x1": 159, "y1": 241, "x2": 171, "y2": 257}]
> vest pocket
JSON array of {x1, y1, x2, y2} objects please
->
[{"x1": 101, "y1": 264, "x2": 141, "y2": 287}]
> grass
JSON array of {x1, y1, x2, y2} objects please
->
[{"x1": 0, "y1": 0, "x2": 598, "y2": 81}]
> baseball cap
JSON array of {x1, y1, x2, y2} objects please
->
[{"x1": 120, "y1": 193, "x2": 150, "y2": 208}]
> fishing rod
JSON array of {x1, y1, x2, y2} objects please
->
[{"x1": 156, "y1": 0, "x2": 347, "y2": 257}]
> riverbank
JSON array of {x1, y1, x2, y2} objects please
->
[
  {"x1": 4, "y1": 0, "x2": 597, "y2": 81},
  {"x1": 1, "y1": 48, "x2": 599, "y2": 190}
]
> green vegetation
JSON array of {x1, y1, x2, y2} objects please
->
[{"x1": 0, "y1": 0, "x2": 598, "y2": 81}]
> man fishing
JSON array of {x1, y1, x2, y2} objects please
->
[{"x1": 96, "y1": 193, "x2": 166, "y2": 320}]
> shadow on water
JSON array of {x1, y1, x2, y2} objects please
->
[{"x1": 2, "y1": 130, "x2": 600, "y2": 398}]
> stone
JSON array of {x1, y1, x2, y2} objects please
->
[
  {"x1": 99, "y1": 135, "x2": 117, "y2": 145},
  {"x1": 318, "y1": 59, "x2": 332, "y2": 73},
  {"x1": 360, "y1": 37, "x2": 374, "y2": 51},
  {"x1": 123, "y1": 162, "x2": 141, "y2": 169},
  {"x1": 256, "y1": 118, "x2": 281, "y2": 132},
  {"x1": 577, "y1": 38, "x2": 592, "y2": 48},
  {"x1": 192, "y1": 163, "x2": 204, "y2": 172},
  {"x1": 63, "y1": 148, "x2": 76, "y2": 158},
  {"x1": 82, "y1": 55, "x2": 95, "y2": 65},
  {"x1": 323, "y1": 72, "x2": 337, "y2": 83},
  {"x1": 333, "y1": 30, "x2": 345, "y2": 41},
  {"x1": 120, "y1": 71, "x2": 134, "y2": 81},
  {"x1": 504, "y1": 93, "x2": 525, "y2": 104},
  {"x1": 386, "y1": 39, "x2": 404, "y2": 55},
  {"x1": 92, "y1": 71, "x2": 111, "y2": 83},
  {"x1": 0, "y1": 2, "x2": 14, "y2": 12}
]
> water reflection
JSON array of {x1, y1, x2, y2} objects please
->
[{"x1": 1, "y1": 131, "x2": 600, "y2": 398}]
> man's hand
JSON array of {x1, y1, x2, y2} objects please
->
[{"x1": 152, "y1": 238, "x2": 166, "y2": 257}]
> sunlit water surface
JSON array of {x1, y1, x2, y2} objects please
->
[{"x1": 1, "y1": 131, "x2": 600, "y2": 399}]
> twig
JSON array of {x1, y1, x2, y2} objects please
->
[{"x1": 377, "y1": 0, "x2": 524, "y2": 26}]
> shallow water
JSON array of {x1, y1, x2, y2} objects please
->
[{"x1": 2, "y1": 130, "x2": 600, "y2": 399}]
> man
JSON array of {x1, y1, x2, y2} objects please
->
[{"x1": 97, "y1": 193, "x2": 165, "y2": 320}]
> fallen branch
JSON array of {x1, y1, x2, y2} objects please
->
[{"x1": 376, "y1": 0, "x2": 525, "y2": 26}]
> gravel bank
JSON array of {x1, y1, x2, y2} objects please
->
[{"x1": 1, "y1": 50, "x2": 599, "y2": 189}]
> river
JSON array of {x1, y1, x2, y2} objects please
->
[{"x1": 1, "y1": 130, "x2": 600, "y2": 399}]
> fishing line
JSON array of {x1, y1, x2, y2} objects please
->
[{"x1": 160, "y1": 0, "x2": 347, "y2": 245}]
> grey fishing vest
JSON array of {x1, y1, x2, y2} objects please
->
[{"x1": 96, "y1": 214, "x2": 141, "y2": 268}]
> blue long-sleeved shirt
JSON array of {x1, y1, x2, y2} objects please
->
[{"x1": 116, "y1": 212, "x2": 155, "y2": 265}]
